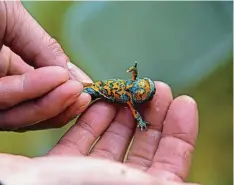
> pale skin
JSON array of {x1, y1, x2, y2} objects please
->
[{"x1": 0, "y1": 2, "x2": 199, "y2": 185}]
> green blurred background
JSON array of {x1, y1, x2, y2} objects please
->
[{"x1": 0, "y1": 1, "x2": 232, "y2": 185}]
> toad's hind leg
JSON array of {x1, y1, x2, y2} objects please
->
[
  {"x1": 126, "y1": 101, "x2": 149, "y2": 131},
  {"x1": 126, "y1": 61, "x2": 138, "y2": 80}
]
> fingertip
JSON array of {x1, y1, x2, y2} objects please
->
[
  {"x1": 68, "y1": 92, "x2": 92, "y2": 115},
  {"x1": 173, "y1": 95, "x2": 198, "y2": 109},
  {"x1": 69, "y1": 80, "x2": 84, "y2": 92},
  {"x1": 37, "y1": 80, "x2": 84, "y2": 113},
  {"x1": 163, "y1": 94, "x2": 199, "y2": 146},
  {"x1": 81, "y1": 92, "x2": 92, "y2": 106},
  {"x1": 170, "y1": 95, "x2": 199, "y2": 132},
  {"x1": 61, "y1": 80, "x2": 84, "y2": 101},
  {"x1": 154, "y1": 81, "x2": 173, "y2": 104},
  {"x1": 76, "y1": 93, "x2": 92, "y2": 111},
  {"x1": 81, "y1": 92, "x2": 92, "y2": 101},
  {"x1": 155, "y1": 81, "x2": 172, "y2": 95},
  {"x1": 67, "y1": 61, "x2": 93, "y2": 83}
]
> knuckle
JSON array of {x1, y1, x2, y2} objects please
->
[
  {"x1": 47, "y1": 37, "x2": 61, "y2": 51},
  {"x1": 78, "y1": 119, "x2": 97, "y2": 138},
  {"x1": 91, "y1": 148, "x2": 117, "y2": 161},
  {"x1": 47, "y1": 36, "x2": 69, "y2": 59},
  {"x1": 57, "y1": 138, "x2": 86, "y2": 156},
  {"x1": 38, "y1": 35, "x2": 68, "y2": 67},
  {"x1": 46, "y1": 37, "x2": 65, "y2": 57},
  {"x1": 126, "y1": 155, "x2": 152, "y2": 168}
]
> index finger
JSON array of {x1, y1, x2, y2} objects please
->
[{"x1": 0, "y1": 66, "x2": 68, "y2": 110}]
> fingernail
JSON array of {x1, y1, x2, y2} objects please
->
[
  {"x1": 75, "y1": 93, "x2": 91, "y2": 114},
  {"x1": 66, "y1": 61, "x2": 93, "y2": 84},
  {"x1": 64, "y1": 90, "x2": 83, "y2": 110},
  {"x1": 65, "y1": 93, "x2": 91, "y2": 115}
]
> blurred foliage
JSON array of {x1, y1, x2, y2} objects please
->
[
  {"x1": 186, "y1": 60, "x2": 233, "y2": 185},
  {"x1": 60, "y1": 1, "x2": 232, "y2": 92},
  {"x1": 0, "y1": 1, "x2": 233, "y2": 185}
]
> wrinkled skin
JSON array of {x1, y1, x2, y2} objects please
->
[
  {"x1": 0, "y1": 1, "x2": 92, "y2": 131},
  {"x1": 0, "y1": 2, "x2": 199, "y2": 185}
]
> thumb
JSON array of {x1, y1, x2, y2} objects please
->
[
  {"x1": 1, "y1": 1, "x2": 92, "y2": 84},
  {"x1": 0, "y1": 154, "x2": 200, "y2": 185}
]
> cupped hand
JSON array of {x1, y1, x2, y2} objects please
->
[
  {"x1": 47, "y1": 81, "x2": 199, "y2": 183},
  {"x1": 0, "y1": 81, "x2": 199, "y2": 185},
  {"x1": 0, "y1": 1, "x2": 92, "y2": 131}
]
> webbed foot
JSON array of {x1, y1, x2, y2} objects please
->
[
  {"x1": 137, "y1": 120, "x2": 150, "y2": 131},
  {"x1": 127, "y1": 101, "x2": 149, "y2": 131}
]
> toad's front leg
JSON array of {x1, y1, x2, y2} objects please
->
[{"x1": 126, "y1": 101, "x2": 149, "y2": 131}]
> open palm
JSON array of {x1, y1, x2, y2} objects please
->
[{"x1": 45, "y1": 81, "x2": 199, "y2": 184}]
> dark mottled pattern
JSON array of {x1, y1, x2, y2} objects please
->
[{"x1": 83, "y1": 62, "x2": 156, "y2": 131}]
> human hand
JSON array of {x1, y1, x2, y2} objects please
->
[
  {"x1": 0, "y1": 1, "x2": 92, "y2": 131},
  {"x1": 0, "y1": 81, "x2": 199, "y2": 185}
]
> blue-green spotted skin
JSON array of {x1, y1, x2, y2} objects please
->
[{"x1": 83, "y1": 62, "x2": 156, "y2": 131}]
